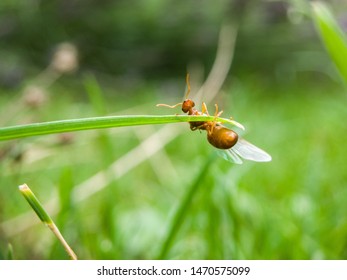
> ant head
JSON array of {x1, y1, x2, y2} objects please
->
[{"x1": 182, "y1": 99, "x2": 195, "y2": 113}]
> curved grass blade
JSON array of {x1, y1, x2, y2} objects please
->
[{"x1": 0, "y1": 115, "x2": 243, "y2": 142}]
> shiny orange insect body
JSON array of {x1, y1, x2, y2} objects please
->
[
  {"x1": 206, "y1": 125, "x2": 238, "y2": 149},
  {"x1": 157, "y1": 74, "x2": 271, "y2": 164}
]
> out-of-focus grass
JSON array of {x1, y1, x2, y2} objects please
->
[
  {"x1": 311, "y1": 1, "x2": 347, "y2": 85},
  {"x1": 0, "y1": 77, "x2": 346, "y2": 260}
]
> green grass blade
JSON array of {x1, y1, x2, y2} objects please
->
[
  {"x1": 83, "y1": 73, "x2": 108, "y2": 115},
  {"x1": 157, "y1": 153, "x2": 216, "y2": 259},
  {"x1": 19, "y1": 184, "x2": 78, "y2": 260},
  {"x1": 0, "y1": 115, "x2": 244, "y2": 141},
  {"x1": 19, "y1": 184, "x2": 52, "y2": 224},
  {"x1": 311, "y1": 1, "x2": 347, "y2": 85},
  {"x1": 7, "y1": 244, "x2": 14, "y2": 260}
]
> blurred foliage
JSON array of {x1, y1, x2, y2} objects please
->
[
  {"x1": 1, "y1": 79, "x2": 346, "y2": 260},
  {"x1": 0, "y1": 0, "x2": 346, "y2": 89},
  {"x1": 312, "y1": 1, "x2": 347, "y2": 85},
  {"x1": 1, "y1": 0, "x2": 347, "y2": 260}
]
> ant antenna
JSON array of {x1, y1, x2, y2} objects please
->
[
  {"x1": 156, "y1": 73, "x2": 191, "y2": 108},
  {"x1": 156, "y1": 102, "x2": 182, "y2": 108},
  {"x1": 185, "y1": 72, "x2": 191, "y2": 99}
]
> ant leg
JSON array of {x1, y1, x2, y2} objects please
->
[
  {"x1": 214, "y1": 104, "x2": 223, "y2": 118},
  {"x1": 194, "y1": 123, "x2": 208, "y2": 131},
  {"x1": 209, "y1": 104, "x2": 223, "y2": 135},
  {"x1": 201, "y1": 102, "x2": 209, "y2": 115}
]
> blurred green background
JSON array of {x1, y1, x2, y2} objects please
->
[{"x1": 1, "y1": 0, "x2": 347, "y2": 259}]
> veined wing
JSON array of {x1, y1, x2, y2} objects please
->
[
  {"x1": 232, "y1": 138, "x2": 272, "y2": 162},
  {"x1": 217, "y1": 149, "x2": 243, "y2": 164}
]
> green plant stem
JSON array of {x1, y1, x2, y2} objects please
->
[{"x1": 0, "y1": 114, "x2": 244, "y2": 141}]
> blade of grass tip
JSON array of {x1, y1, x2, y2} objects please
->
[
  {"x1": 7, "y1": 244, "x2": 14, "y2": 260},
  {"x1": 311, "y1": 1, "x2": 347, "y2": 85},
  {"x1": 157, "y1": 153, "x2": 217, "y2": 259},
  {"x1": 19, "y1": 184, "x2": 52, "y2": 224},
  {"x1": 83, "y1": 73, "x2": 108, "y2": 115},
  {"x1": 0, "y1": 124, "x2": 180, "y2": 237},
  {"x1": 18, "y1": 184, "x2": 77, "y2": 260}
]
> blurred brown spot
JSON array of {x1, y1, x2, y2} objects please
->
[
  {"x1": 22, "y1": 85, "x2": 47, "y2": 108},
  {"x1": 57, "y1": 133, "x2": 75, "y2": 145},
  {"x1": 50, "y1": 42, "x2": 79, "y2": 74}
]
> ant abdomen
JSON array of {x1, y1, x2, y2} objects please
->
[{"x1": 207, "y1": 126, "x2": 238, "y2": 149}]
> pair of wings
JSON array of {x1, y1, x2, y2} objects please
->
[{"x1": 217, "y1": 138, "x2": 272, "y2": 164}]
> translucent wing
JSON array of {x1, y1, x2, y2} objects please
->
[
  {"x1": 216, "y1": 138, "x2": 271, "y2": 164},
  {"x1": 232, "y1": 138, "x2": 272, "y2": 162},
  {"x1": 217, "y1": 149, "x2": 243, "y2": 164}
]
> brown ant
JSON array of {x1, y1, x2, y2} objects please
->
[
  {"x1": 157, "y1": 73, "x2": 238, "y2": 150},
  {"x1": 157, "y1": 74, "x2": 271, "y2": 164}
]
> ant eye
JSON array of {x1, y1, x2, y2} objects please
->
[{"x1": 182, "y1": 107, "x2": 189, "y2": 113}]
